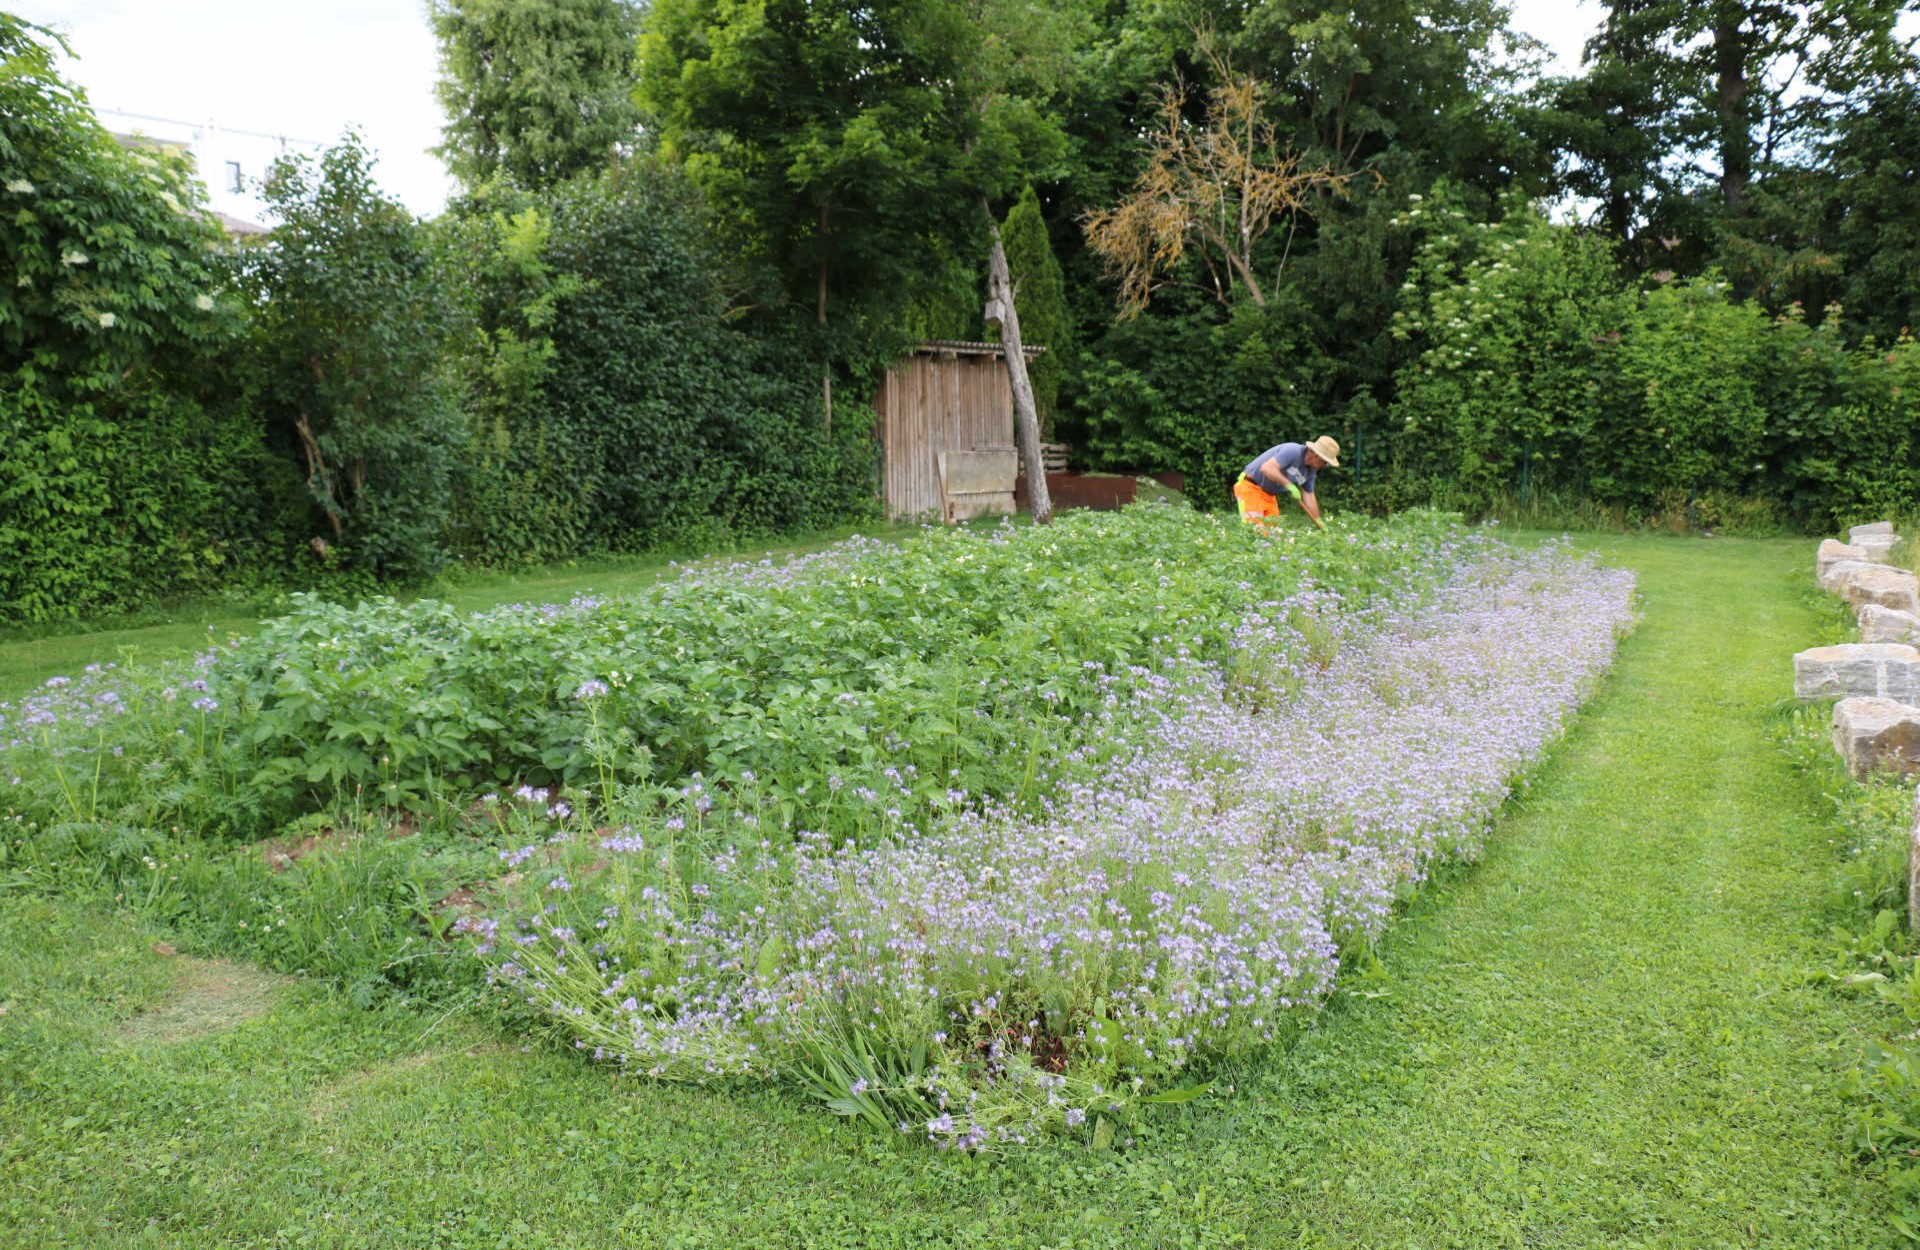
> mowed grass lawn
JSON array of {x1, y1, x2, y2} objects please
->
[{"x1": 0, "y1": 531, "x2": 1898, "y2": 1248}]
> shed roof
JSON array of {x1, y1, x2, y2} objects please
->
[{"x1": 915, "y1": 339, "x2": 1046, "y2": 357}]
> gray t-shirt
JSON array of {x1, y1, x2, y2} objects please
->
[{"x1": 1244, "y1": 443, "x2": 1314, "y2": 496}]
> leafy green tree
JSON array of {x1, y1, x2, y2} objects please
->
[
  {"x1": 1224, "y1": 0, "x2": 1540, "y2": 172},
  {"x1": 1820, "y1": 69, "x2": 1920, "y2": 342},
  {"x1": 239, "y1": 134, "x2": 461, "y2": 578},
  {"x1": 434, "y1": 162, "x2": 879, "y2": 558},
  {"x1": 898, "y1": 239, "x2": 985, "y2": 343},
  {"x1": 539, "y1": 162, "x2": 879, "y2": 546},
  {"x1": 1697, "y1": 0, "x2": 1909, "y2": 213},
  {"x1": 640, "y1": 0, "x2": 1079, "y2": 515},
  {"x1": 1712, "y1": 35, "x2": 1920, "y2": 331},
  {"x1": 429, "y1": 0, "x2": 643, "y2": 191},
  {"x1": 639, "y1": 0, "x2": 976, "y2": 335},
  {"x1": 1538, "y1": 0, "x2": 1698, "y2": 256}
]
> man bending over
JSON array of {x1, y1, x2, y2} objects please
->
[{"x1": 1233, "y1": 436, "x2": 1340, "y2": 529}]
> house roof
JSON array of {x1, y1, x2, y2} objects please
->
[{"x1": 211, "y1": 211, "x2": 269, "y2": 236}]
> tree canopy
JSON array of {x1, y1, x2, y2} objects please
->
[{"x1": 430, "y1": 0, "x2": 643, "y2": 192}]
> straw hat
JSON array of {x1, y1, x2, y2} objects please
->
[{"x1": 1306, "y1": 436, "x2": 1341, "y2": 468}]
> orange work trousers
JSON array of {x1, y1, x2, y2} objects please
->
[{"x1": 1232, "y1": 474, "x2": 1281, "y2": 524}]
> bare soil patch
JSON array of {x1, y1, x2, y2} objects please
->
[
  {"x1": 256, "y1": 827, "x2": 346, "y2": 873},
  {"x1": 120, "y1": 958, "x2": 292, "y2": 1043},
  {"x1": 436, "y1": 886, "x2": 484, "y2": 917}
]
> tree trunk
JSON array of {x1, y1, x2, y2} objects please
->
[
  {"x1": 1604, "y1": 191, "x2": 1632, "y2": 242},
  {"x1": 1222, "y1": 243, "x2": 1267, "y2": 308},
  {"x1": 293, "y1": 412, "x2": 344, "y2": 541},
  {"x1": 1713, "y1": 1, "x2": 1750, "y2": 216},
  {"x1": 982, "y1": 202, "x2": 1051, "y2": 526}
]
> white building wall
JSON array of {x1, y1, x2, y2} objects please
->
[{"x1": 99, "y1": 109, "x2": 324, "y2": 229}]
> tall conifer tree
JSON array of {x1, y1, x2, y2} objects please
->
[{"x1": 430, "y1": 0, "x2": 643, "y2": 192}]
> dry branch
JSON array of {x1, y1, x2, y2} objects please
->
[{"x1": 1083, "y1": 68, "x2": 1349, "y2": 318}]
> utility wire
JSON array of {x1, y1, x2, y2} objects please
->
[{"x1": 95, "y1": 106, "x2": 325, "y2": 149}]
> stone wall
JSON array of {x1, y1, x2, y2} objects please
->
[{"x1": 1800, "y1": 524, "x2": 1920, "y2": 893}]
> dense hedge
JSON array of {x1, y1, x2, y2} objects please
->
[
  {"x1": 442, "y1": 166, "x2": 876, "y2": 566},
  {"x1": 1069, "y1": 190, "x2": 1920, "y2": 533},
  {"x1": 1381, "y1": 194, "x2": 1919, "y2": 530},
  {"x1": 0, "y1": 16, "x2": 295, "y2": 623},
  {"x1": 0, "y1": 19, "x2": 876, "y2": 625}
]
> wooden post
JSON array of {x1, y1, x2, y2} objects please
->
[{"x1": 982, "y1": 202, "x2": 1051, "y2": 526}]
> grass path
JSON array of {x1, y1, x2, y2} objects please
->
[
  {"x1": 1225, "y1": 535, "x2": 1889, "y2": 1246},
  {"x1": 0, "y1": 533, "x2": 1897, "y2": 1247}
]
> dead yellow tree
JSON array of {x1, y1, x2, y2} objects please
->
[{"x1": 1084, "y1": 69, "x2": 1349, "y2": 317}]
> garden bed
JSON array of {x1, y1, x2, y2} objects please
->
[{"x1": 0, "y1": 505, "x2": 1633, "y2": 1148}]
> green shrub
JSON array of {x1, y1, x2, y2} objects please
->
[
  {"x1": 1377, "y1": 190, "x2": 1920, "y2": 526},
  {"x1": 541, "y1": 163, "x2": 879, "y2": 550},
  {"x1": 437, "y1": 163, "x2": 879, "y2": 565},
  {"x1": 1617, "y1": 278, "x2": 1772, "y2": 502},
  {"x1": 237, "y1": 134, "x2": 462, "y2": 580},
  {"x1": 1386, "y1": 190, "x2": 1630, "y2": 511},
  {"x1": 1766, "y1": 311, "x2": 1920, "y2": 532},
  {"x1": 1078, "y1": 296, "x2": 1323, "y2": 504},
  {"x1": 435, "y1": 195, "x2": 591, "y2": 564}
]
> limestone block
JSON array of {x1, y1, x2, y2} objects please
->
[
  {"x1": 1851, "y1": 521, "x2": 1896, "y2": 543},
  {"x1": 1819, "y1": 539, "x2": 1870, "y2": 581},
  {"x1": 1860, "y1": 604, "x2": 1920, "y2": 645},
  {"x1": 1820, "y1": 558, "x2": 1879, "y2": 592},
  {"x1": 1831, "y1": 697, "x2": 1920, "y2": 780},
  {"x1": 1794, "y1": 643, "x2": 1920, "y2": 702},
  {"x1": 1855, "y1": 534, "x2": 1902, "y2": 564},
  {"x1": 1839, "y1": 565, "x2": 1920, "y2": 614}
]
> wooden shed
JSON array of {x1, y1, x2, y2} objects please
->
[{"x1": 873, "y1": 340, "x2": 1043, "y2": 521}]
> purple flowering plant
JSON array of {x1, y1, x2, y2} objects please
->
[{"x1": 471, "y1": 522, "x2": 1634, "y2": 1149}]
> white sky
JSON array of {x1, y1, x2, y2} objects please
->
[{"x1": 15, "y1": 0, "x2": 1609, "y2": 220}]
